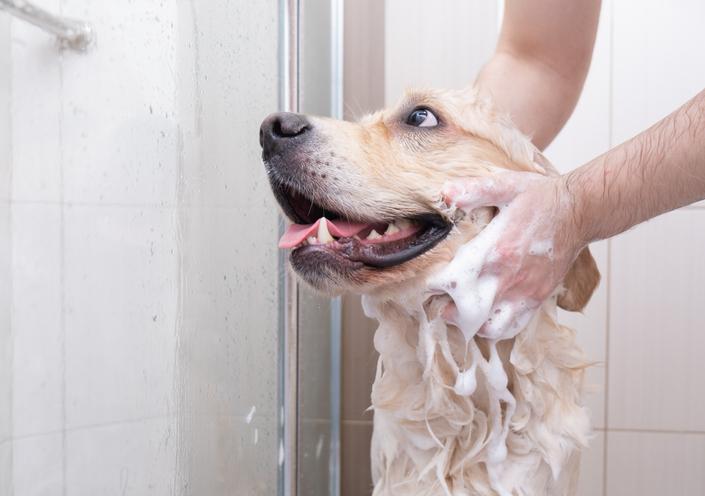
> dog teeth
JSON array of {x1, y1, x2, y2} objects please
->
[
  {"x1": 384, "y1": 223, "x2": 400, "y2": 235},
  {"x1": 317, "y1": 218, "x2": 335, "y2": 243},
  {"x1": 396, "y1": 219, "x2": 412, "y2": 230},
  {"x1": 307, "y1": 236, "x2": 318, "y2": 245},
  {"x1": 367, "y1": 229, "x2": 382, "y2": 240}
]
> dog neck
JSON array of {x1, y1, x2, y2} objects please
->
[{"x1": 361, "y1": 274, "x2": 591, "y2": 496}]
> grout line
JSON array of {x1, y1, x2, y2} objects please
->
[
  {"x1": 602, "y1": 244, "x2": 612, "y2": 488},
  {"x1": 1, "y1": 199, "x2": 285, "y2": 211},
  {"x1": 340, "y1": 419, "x2": 374, "y2": 427},
  {"x1": 6, "y1": 199, "x2": 178, "y2": 208},
  {"x1": 6, "y1": 15, "x2": 14, "y2": 496},
  {"x1": 606, "y1": 427, "x2": 705, "y2": 436},
  {"x1": 602, "y1": 238, "x2": 612, "y2": 496},
  {"x1": 299, "y1": 417, "x2": 333, "y2": 424},
  {"x1": 603, "y1": 2, "x2": 615, "y2": 494},
  {"x1": 58, "y1": 21, "x2": 67, "y2": 494},
  {"x1": 8, "y1": 414, "x2": 176, "y2": 443}
]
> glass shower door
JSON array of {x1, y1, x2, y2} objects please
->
[{"x1": 0, "y1": 1, "x2": 298, "y2": 494}]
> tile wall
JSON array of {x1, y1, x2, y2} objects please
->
[{"x1": 0, "y1": 1, "x2": 281, "y2": 494}]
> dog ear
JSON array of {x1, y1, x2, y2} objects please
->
[{"x1": 558, "y1": 246, "x2": 600, "y2": 312}]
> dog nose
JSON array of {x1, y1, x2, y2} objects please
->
[{"x1": 260, "y1": 112, "x2": 311, "y2": 156}]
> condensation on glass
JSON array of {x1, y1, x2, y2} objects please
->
[{"x1": 0, "y1": 1, "x2": 291, "y2": 494}]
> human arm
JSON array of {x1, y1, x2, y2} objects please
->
[
  {"x1": 445, "y1": 89, "x2": 705, "y2": 335},
  {"x1": 476, "y1": 0, "x2": 601, "y2": 150}
]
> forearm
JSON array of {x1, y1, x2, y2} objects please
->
[
  {"x1": 476, "y1": 0, "x2": 601, "y2": 150},
  {"x1": 567, "y1": 89, "x2": 705, "y2": 243},
  {"x1": 476, "y1": 52, "x2": 585, "y2": 150}
]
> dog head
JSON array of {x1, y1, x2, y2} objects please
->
[{"x1": 260, "y1": 87, "x2": 599, "y2": 311}]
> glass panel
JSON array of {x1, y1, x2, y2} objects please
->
[
  {"x1": 174, "y1": 1, "x2": 281, "y2": 494},
  {"x1": 0, "y1": 13, "x2": 10, "y2": 496},
  {"x1": 0, "y1": 1, "x2": 280, "y2": 494},
  {"x1": 297, "y1": 0, "x2": 342, "y2": 494}
]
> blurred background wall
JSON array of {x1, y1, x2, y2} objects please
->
[
  {"x1": 342, "y1": 1, "x2": 705, "y2": 495},
  {"x1": 0, "y1": 11, "x2": 11, "y2": 496}
]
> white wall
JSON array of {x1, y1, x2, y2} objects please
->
[
  {"x1": 547, "y1": 1, "x2": 705, "y2": 494},
  {"x1": 0, "y1": 1, "x2": 281, "y2": 494},
  {"x1": 384, "y1": 0, "x2": 498, "y2": 102},
  {"x1": 0, "y1": 11, "x2": 11, "y2": 496}
]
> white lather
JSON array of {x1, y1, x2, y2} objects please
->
[{"x1": 361, "y1": 248, "x2": 591, "y2": 495}]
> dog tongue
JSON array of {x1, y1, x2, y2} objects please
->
[{"x1": 279, "y1": 218, "x2": 369, "y2": 248}]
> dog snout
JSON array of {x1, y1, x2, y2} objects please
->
[{"x1": 260, "y1": 112, "x2": 312, "y2": 158}]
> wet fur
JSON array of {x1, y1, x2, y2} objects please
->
[{"x1": 265, "y1": 86, "x2": 599, "y2": 495}]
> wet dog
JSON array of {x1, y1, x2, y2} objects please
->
[{"x1": 261, "y1": 86, "x2": 599, "y2": 495}]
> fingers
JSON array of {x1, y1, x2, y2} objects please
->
[
  {"x1": 441, "y1": 177, "x2": 514, "y2": 211},
  {"x1": 441, "y1": 295, "x2": 539, "y2": 342},
  {"x1": 441, "y1": 170, "x2": 543, "y2": 212},
  {"x1": 479, "y1": 299, "x2": 539, "y2": 340}
]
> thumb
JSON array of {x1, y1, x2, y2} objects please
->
[{"x1": 442, "y1": 172, "x2": 528, "y2": 212}]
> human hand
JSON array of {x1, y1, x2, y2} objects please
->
[{"x1": 430, "y1": 169, "x2": 587, "y2": 341}]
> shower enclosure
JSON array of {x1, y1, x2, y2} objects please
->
[{"x1": 0, "y1": 0, "x2": 341, "y2": 494}]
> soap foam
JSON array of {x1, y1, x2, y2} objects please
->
[
  {"x1": 529, "y1": 239, "x2": 554, "y2": 258},
  {"x1": 364, "y1": 212, "x2": 591, "y2": 495}
]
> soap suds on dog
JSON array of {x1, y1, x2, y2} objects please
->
[{"x1": 363, "y1": 212, "x2": 591, "y2": 495}]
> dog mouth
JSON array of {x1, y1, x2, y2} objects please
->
[{"x1": 274, "y1": 185, "x2": 452, "y2": 269}]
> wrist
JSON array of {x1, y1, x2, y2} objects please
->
[{"x1": 557, "y1": 172, "x2": 594, "y2": 249}]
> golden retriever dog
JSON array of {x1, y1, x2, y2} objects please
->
[{"x1": 260, "y1": 86, "x2": 599, "y2": 496}]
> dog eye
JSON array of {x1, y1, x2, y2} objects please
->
[{"x1": 406, "y1": 108, "x2": 439, "y2": 128}]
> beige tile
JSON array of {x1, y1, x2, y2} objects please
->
[
  {"x1": 12, "y1": 432, "x2": 63, "y2": 495},
  {"x1": 606, "y1": 430, "x2": 705, "y2": 496},
  {"x1": 546, "y1": 0, "x2": 612, "y2": 170},
  {"x1": 0, "y1": 440, "x2": 10, "y2": 495},
  {"x1": 342, "y1": 421, "x2": 373, "y2": 496},
  {"x1": 10, "y1": 10, "x2": 62, "y2": 203},
  {"x1": 341, "y1": 295, "x2": 378, "y2": 422},
  {"x1": 609, "y1": 211, "x2": 705, "y2": 431},
  {"x1": 175, "y1": 0, "x2": 279, "y2": 209},
  {"x1": 176, "y1": 206, "x2": 280, "y2": 424},
  {"x1": 299, "y1": 287, "x2": 332, "y2": 421},
  {"x1": 66, "y1": 418, "x2": 176, "y2": 495},
  {"x1": 559, "y1": 240, "x2": 609, "y2": 429},
  {"x1": 300, "y1": 418, "x2": 332, "y2": 496},
  {"x1": 299, "y1": 0, "x2": 332, "y2": 117},
  {"x1": 0, "y1": 14, "x2": 9, "y2": 202},
  {"x1": 11, "y1": 205, "x2": 63, "y2": 437},
  {"x1": 384, "y1": 0, "x2": 498, "y2": 103},
  {"x1": 344, "y1": 0, "x2": 385, "y2": 119},
  {"x1": 0, "y1": 203, "x2": 10, "y2": 443},
  {"x1": 176, "y1": 413, "x2": 279, "y2": 496},
  {"x1": 577, "y1": 430, "x2": 605, "y2": 496},
  {"x1": 612, "y1": 0, "x2": 705, "y2": 146},
  {"x1": 60, "y1": 0, "x2": 179, "y2": 206},
  {"x1": 63, "y1": 206, "x2": 178, "y2": 428}
]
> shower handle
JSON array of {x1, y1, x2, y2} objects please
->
[{"x1": 0, "y1": 0, "x2": 93, "y2": 51}]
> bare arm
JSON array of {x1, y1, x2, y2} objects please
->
[
  {"x1": 445, "y1": 0, "x2": 705, "y2": 335},
  {"x1": 444, "y1": 90, "x2": 705, "y2": 335},
  {"x1": 476, "y1": 0, "x2": 601, "y2": 150},
  {"x1": 570, "y1": 89, "x2": 705, "y2": 244}
]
